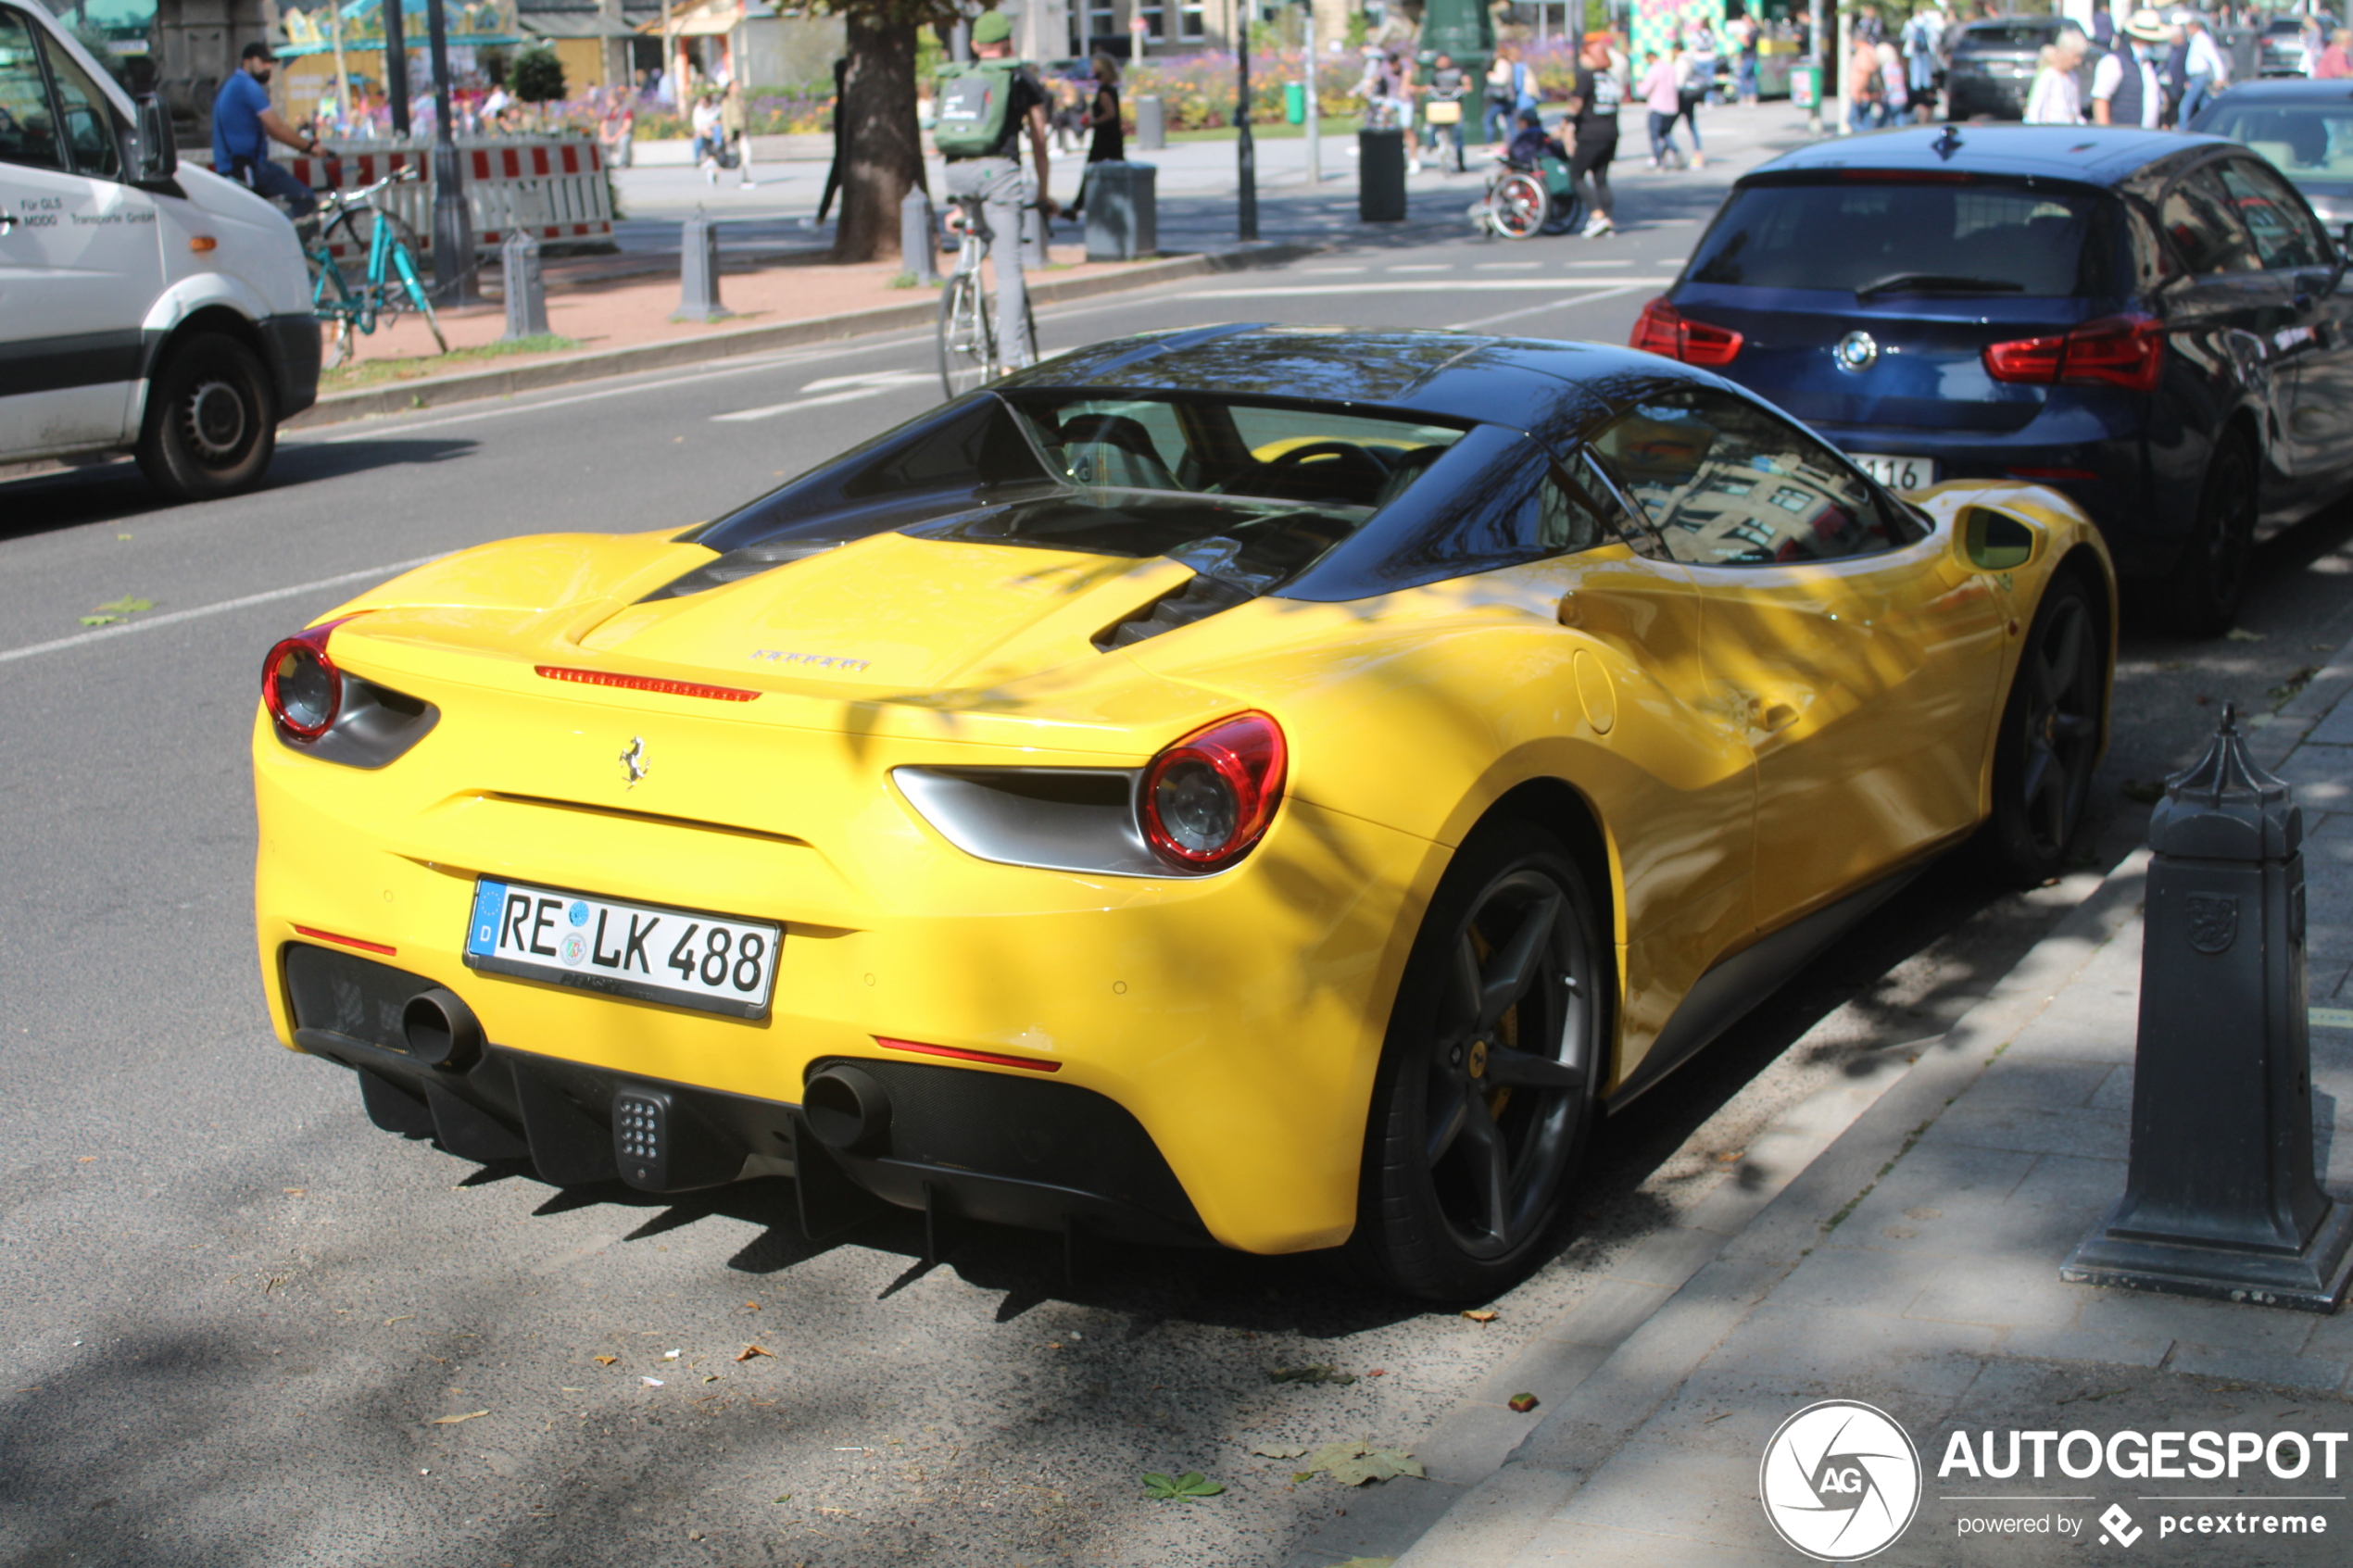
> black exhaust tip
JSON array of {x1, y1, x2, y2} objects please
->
[
  {"x1": 803, "y1": 1064, "x2": 891, "y2": 1154},
  {"x1": 400, "y1": 987, "x2": 484, "y2": 1070}
]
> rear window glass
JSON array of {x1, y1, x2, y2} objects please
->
[
  {"x1": 1685, "y1": 179, "x2": 2111, "y2": 296},
  {"x1": 2202, "y1": 104, "x2": 2353, "y2": 181}
]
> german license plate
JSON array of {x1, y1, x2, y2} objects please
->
[
  {"x1": 463, "y1": 879, "x2": 781, "y2": 1020},
  {"x1": 1854, "y1": 454, "x2": 1938, "y2": 490}
]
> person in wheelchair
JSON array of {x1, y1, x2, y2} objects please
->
[{"x1": 1501, "y1": 106, "x2": 1567, "y2": 171}]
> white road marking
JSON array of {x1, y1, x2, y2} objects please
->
[
  {"x1": 1302, "y1": 265, "x2": 1368, "y2": 273},
  {"x1": 1386, "y1": 263, "x2": 1451, "y2": 272},
  {"x1": 1180, "y1": 278, "x2": 1675, "y2": 298},
  {"x1": 711, "y1": 383, "x2": 913, "y2": 423},
  {"x1": 1451, "y1": 283, "x2": 1648, "y2": 331},
  {"x1": 1475, "y1": 261, "x2": 1541, "y2": 270},
  {"x1": 0, "y1": 556, "x2": 444, "y2": 665},
  {"x1": 798, "y1": 369, "x2": 938, "y2": 394}
]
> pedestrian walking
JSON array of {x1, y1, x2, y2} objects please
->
[
  {"x1": 1396, "y1": 50, "x2": 1425, "y2": 173},
  {"x1": 1876, "y1": 37, "x2": 1908, "y2": 125},
  {"x1": 720, "y1": 79, "x2": 756, "y2": 187},
  {"x1": 1902, "y1": 6, "x2": 1944, "y2": 121},
  {"x1": 2320, "y1": 29, "x2": 2353, "y2": 79},
  {"x1": 937, "y1": 9, "x2": 1054, "y2": 368},
  {"x1": 2024, "y1": 31, "x2": 2087, "y2": 122},
  {"x1": 2178, "y1": 14, "x2": 2229, "y2": 124},
  {"x1": 1731, "y1": 12, "x2": 1761, "y2": 104},
  {"x1": 1847, "y1": 35, "x2": 1886, "y2": 130},
  {"x1": 1063, "y1": 52, "x2": 1123, "y2": 222},
  {"x1": 691, "y1": 90, "x2": 724, "y2": 182},
  {"x1": 1483, "y1": 46, "x2": 1519, "y2": 146},
  {"x1": 1424, "y1": 52, "x2": 1468, "y2": 171},
  {"x1": 1566, "y1": 32, "x2": 1619, "y2": 236},
  {"x1": 1673, "y1": 41, "x2": 1708, "y2": 167},
  {"x1": 2091, "y1": 9, "x2": 2170, "y2": 127},
  {"x1": 1640, "y1": 48, "x2": 1682, "y2": 167}
]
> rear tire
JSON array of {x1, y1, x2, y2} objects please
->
[
  {"x1": 2145, "y1": 433, "x2": 2257, "y2": 637},
  {"x1": 375, "y1": 214, "x2": 449, "y2": 354},
  {"x1": 134, "y1": 332, "x2": 277, "y2": 502},
  {"x1": 1982, "y1": 574, "x2": 2106, "y2": 885},
  {"x1": 1349, "y1": 817, "x2": 1604, "y2": 1302}
]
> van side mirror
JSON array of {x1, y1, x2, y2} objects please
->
[
  {"x1": 131, "y1": 94, "x2": 177, "y2": 183},
  {"x1": 1960, "y1": 505, "x2": 2037, "y2": 571}
]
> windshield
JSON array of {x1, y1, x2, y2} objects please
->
[
  {"x1": 1686, "y1": 178, "x2": 2111, "y2": 296},
  {"x1": 2203, "y1": 104, "x2": 2353, "y2": 182}
]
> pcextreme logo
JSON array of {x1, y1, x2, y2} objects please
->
[{"x1": 1759, "y1": 1399, "x2": 1925, "y2": 1562}]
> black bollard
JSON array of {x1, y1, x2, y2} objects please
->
[
  {"x1": 900, "y1": 186, "x2": 938, "y2": 284},
  {"x1": 671, "y1": 207, "x2": 731, "y2": 324},
  {"x1": 2062, "y1": 704, "x2": 2353, "y2": 1311},
  {"x1": 499, "y1": 229, "x2": 547, "y2": 341}
]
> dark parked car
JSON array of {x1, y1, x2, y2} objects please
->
[
  {"x1": 1634, "y1": 124, "x2": 2353, "y2": 633},
  {"x1": 2193, "y1": 77, "x2": 2353, "y2": 237},
  {"x1": 2259, "y1": 17, "x2": 2314, "y2": 77},
  {"x1": 1945, "y1": 16, "x2": 2094, "y2": 120}
]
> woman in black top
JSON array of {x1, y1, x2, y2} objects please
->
[{"x1": 1066, "y1": 53, "x2": 1124, "y2": 221}]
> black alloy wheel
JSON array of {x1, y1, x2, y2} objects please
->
[
  {"x1": 134, "y1": 331, "x2": 277, "y2": 502},
  {"x1": 1984, "y1": 574, "x2": 2106, "y2": 885},
  {"x1": 2149, "y1": 434, "x2": 2257, "y2": 637},
  {"x1": 1353, "y1": 821, "x2": 1602, "y2": 1301}
]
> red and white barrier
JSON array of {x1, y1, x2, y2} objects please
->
[{"x1": 284, "y1": 137, "x2": 614, "y2": 257}]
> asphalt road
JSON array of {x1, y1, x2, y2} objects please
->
[{"x1": 9, "y1": 143, "x2": 2353, "y2": 1568}]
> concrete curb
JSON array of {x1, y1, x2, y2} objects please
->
[
  {"x1": 1381, "y1": 852, "x2": 2158, "y2": 1568},
  {"x1": 285, "y1": 242, "x2": 1318, "y2": 432}
]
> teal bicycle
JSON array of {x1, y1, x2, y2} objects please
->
[{"x1": 305, "y1": 165, "x2": 448, "y2": 369}]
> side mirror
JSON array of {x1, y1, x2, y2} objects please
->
[
  {"x1": 132, "y1": 93, "x2": 177, "y2": 183},
  {"x1": 1960, "y1": 505, "x2": 2037, "y2": 571}
]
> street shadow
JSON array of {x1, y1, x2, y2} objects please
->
[{"x1": 0, "y1": 437, "x2": 478, "y2": 544}]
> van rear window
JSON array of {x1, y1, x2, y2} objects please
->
[{"x1": 1683, "y1": 179, "x2": 2111, "y2": 297}]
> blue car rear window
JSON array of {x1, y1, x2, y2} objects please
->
[{"x1": 1686, "y1": 179, "x2": 2112, "y2": 297}]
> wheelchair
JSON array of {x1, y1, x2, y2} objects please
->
[{"x1": 1478, "y1": 151, "x2": 1582, "y2": 240}]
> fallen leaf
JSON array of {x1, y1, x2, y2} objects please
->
[
  {"x1": 641, "y1": 1376, "x2": 664, "y2": 1387},
  {"x1": 76, "y1": 1156, "x2": 96, "y2": 1163},
  {"x1": 1508, "y1": 1392, "x2": 1540, "y2": 1413},
  {"x1": 1251, "y1": 1443, "x2": 1312, "y2": 1460},
  {"x1": 773, "y1": 1494, "x2": 792, "y2": 1504},
  {"x1": 560, "y1": 1386, "x2": 585, "y2": 1392},
  {"x1": 745, "y1": 1301, "x2": 761, "y2": 1311},
  {"x1": 1462, "y1": 1309, "x2": 1497, "y2": 1323},
  {"x1": 2225, "y1": 628, "x2": 2267, "y2": 641},
  {"x1": 736, "y1": 1345, "x2": 772, "y2": 1361},
  {"x1": 1269, "y1": 1363, "x2": 1357, "y2": 1386},
  {"x1": 1293, "y1": 1440, "x2": 1425, "y2": 1487},
  {"x1": 592, "y1": 1355, "x2": 618, "y2": 1366},
  {"x1": 1334, "y1": 1559, "x2": 1398, "y2": 1568},
  {"x1": 283, "y1": 1187, "x2": 306, "y2": 1196},
  {"x1": 703, "y1": 1374, "x2": 720, "y2": 1384},
  {"x1": 78, "y1": 615, "x2": 119, "y2": 627},
  {"x1": 426, "y1": 1410, "x2": 488, "y2": 1425},
  {"x1": 1365, "y1": 1368, "x2": 1387, "y2": 1377}
]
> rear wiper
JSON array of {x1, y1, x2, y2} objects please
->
[{"x1": 1854, "y1": 272, "x2": 2027, "y2": 298}]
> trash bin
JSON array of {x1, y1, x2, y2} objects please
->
[
  {"x1": 1136, "y1": 94, "x2": 1166, "y2": 151},
  {"x1": 1284, "y1": 82, "x2": 1306, "y2": 124},
  {"x1": 1083, "y1": 160, "x2": 1158, "y2": 261},
  {"x1": 1359, "y1": 128, "x2": 1406, "y2": 222}
]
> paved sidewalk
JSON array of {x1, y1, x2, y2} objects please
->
[{"x1": 1378, "y1": 648, "x2": 2353, "y2": 1567}]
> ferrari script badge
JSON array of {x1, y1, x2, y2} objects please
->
[{"x1": 619, "y1": 735, "x2": 650, "y2": 788}]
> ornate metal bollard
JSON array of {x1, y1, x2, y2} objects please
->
[
  {"x1": 499, "y1": 229, "x2": 547, "y2": 341},
  {"x1": 2063, "y1": 705, "x2": 2353, "y2": 1311},
  {"x1": 671, "y1": 207, "x2": 730, "y2": 324},
  {"x1": 900, "y1": 186, "x2": 938, "y2": 284}
]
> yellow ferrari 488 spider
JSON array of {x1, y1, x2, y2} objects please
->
[{"x1": 252, "y1": 328, "x2": 2113, "y2": 1300}]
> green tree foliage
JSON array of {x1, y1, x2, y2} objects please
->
[{"x1": 510, "y1": 46, "x2": 567, "y2": 106}]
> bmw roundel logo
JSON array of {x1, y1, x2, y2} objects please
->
[{"x1": 1834, "y1": 331, "x2": 1881, "y2": 373}]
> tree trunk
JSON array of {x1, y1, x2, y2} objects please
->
[{"x1": 831, "y1": 13, "x2": 925, "y2": 263}]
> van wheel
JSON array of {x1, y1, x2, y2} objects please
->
[
  {"x1": 1349, "y1": 818, "x2": 1603, "y2": 1303},
  {"x1": 2145, "y1": 433, "x2": 2256, "y2": 637},
  {"x1": 136, "y1": 332, "x2": 277, "y2": 501}
]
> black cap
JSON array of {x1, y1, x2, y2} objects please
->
[{"x1": 241, "y1": 42, "x2": 272, "y2": 62}]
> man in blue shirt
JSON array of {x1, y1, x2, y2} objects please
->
[{"x1": 213, "y1": 42, "x2": 323, "y2": 218}]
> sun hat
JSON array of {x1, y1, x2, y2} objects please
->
[
  {"x1": 2121, "y1": 8, "x2": 2171, "y2": 42},
  {"x1": 971, "y1": 10, "x2": 1013, "y2": 45}
]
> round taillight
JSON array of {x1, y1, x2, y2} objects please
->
[
  {"x1": 1140, "y1": 711, "x2": 1287, "y2": 872},
  {"x1": 262, "y1": 633, "x2": 343, "y2": 738}
]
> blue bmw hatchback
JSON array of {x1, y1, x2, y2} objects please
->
[{"x1": 1642, "y1": 124, "x2": 2353, "y2": 633}]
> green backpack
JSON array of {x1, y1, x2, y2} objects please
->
[{"x1": 934, "y1": 58, "x2": 1025, "y2": 157}]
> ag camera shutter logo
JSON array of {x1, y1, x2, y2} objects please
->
[{"x1": 1759, "y1": 1399, "x2": 1923, "y2": 1561}]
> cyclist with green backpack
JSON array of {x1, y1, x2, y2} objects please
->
[{"x1": 936, "y1": 10, "x2": 1057, "y2": 369}]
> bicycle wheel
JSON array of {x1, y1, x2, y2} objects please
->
[
  {"x1": 937, "y1": 269, "x2": 997, "y2": 398},
  {"x1": 1488, "y1": 172, "x2": 1548, "y2": 240},
  {"x1": 308, "y1": 214, "x2": 367, "y2": 368},
  {"x1": 370, "y1": 210, "x2": 450, "y2": 355}
]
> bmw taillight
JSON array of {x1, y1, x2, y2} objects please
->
[
  {"x1": 1140, "y1": 711, "x2": 1287, "y2": 872},
  {"x1": 260, "y1": 616, "x2": 359, "y2": 739},
  {"x1": 1629, "y1": 296, "x2": 1744, "y2": 368},
  {"x1": 1983, "y1": 313, "x2": 2165, "y2": 393}
]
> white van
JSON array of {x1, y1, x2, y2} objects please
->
[{"x1": 1, "y1": 0, "x2": 317, "y2": 499}]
